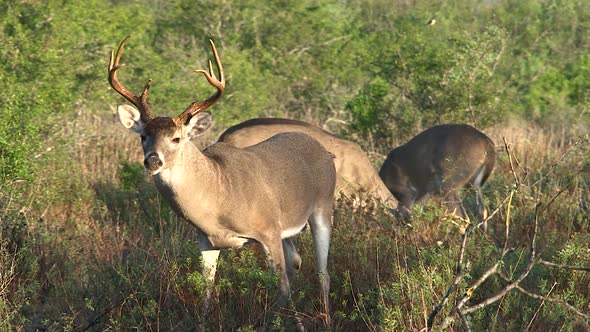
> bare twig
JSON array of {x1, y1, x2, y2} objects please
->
[
  {"x1": 529, "y1": 137, "x2": 586, "y2": 188},
  {"x1": 496, "y1": 273, "x2": 590, "y2": 321},
  {"x1": 538, "y1": 259, "x2": 590, "y2": 272},
  {"x1": 525, "y1": 281, "x2": 556, "y2": 331},
  {"x1": 461, "y1": 258, "x2": 537, "y2": 315},
  {"x1": 427, "y1": 228, "x2": 470, "y2": 329},
  {"x1": 430, "y1": 132, "x2": 590, "y2": 330},
  {"x1": 438, "y1": 189, "x2": 520, "y2": 330},
  {"x1": 515, "y1": 283, "x2": 590, "y2": 321},
  {"x1": 457, "y1": 309, "x2": 472, "y2": 332},
  {"x1": 503, "y1": 137, "x2": 520, "y2": 188}
]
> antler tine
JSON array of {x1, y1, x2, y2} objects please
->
[
  {"x1": 177, "y1": 39, "x2": 225, "y2": 124},
  {"x1": 108, "y1": 35, "x2": 153, "y2": 122}
]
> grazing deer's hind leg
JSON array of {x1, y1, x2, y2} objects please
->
[
  {"x1": 474, "y1": 186, "x2": 488, "y2": 232},
  {"x1": 282, "y1": 237, "x2": 302, "y2": 286},
  {"x1": 281, "y1": 237, "x2": 306, "y2": 331},
  {"x1": 260, "y1": 236, "x2": 292, "y2": 307},
  {"x1": 261, "y1": 235, "x2": 306, "y2": 331},
  {"x1": 471, "y1": 165, "x2": 489, "y2": 232}
]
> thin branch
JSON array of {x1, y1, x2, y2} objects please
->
[
  {"x1": 438, "y1": 190, "x2": 520, "y2": 329},
  {"x1": 525, "y1": 281, "x2": 556, "y2": 332},
  {"x1": 288, "y1": 35, "x2": 351, "y2": 57},
  {"x1": 460, "y1": 258, "x2": 537, "y2": 315},
  {"x1": 503, "y1": 137, "x2": 520, "y2": 188},
  {"x1": 529, "y1": 137, "x2": 586, "y2": 188},
  {"x1": 497, "y1": 273, "x2": 590, "y2": 321},
  {"x1": 432, "y1": 132, "x2": 589, "y2": 330},
  {"x1": 427, "y1": 228, "x2": 471, "y2": 328},
  {"x1": 472, "y1": 190, "x2": 516, "y2": 250},
  {"x1": 490, "y1": 37, "x2": 506, "y2": 75},
  {"x1": 515, "y1": 284, "x2": 590, "y2": 320},
  {"x1": 502, "y1": 190, "x2": 515, "y2": 255},
  {"x1": 457, "y1": 309, "x2": 472, "y2": 332},
  {"x1": 538, "y1": 259, "x2": 590, "y2": 272}
]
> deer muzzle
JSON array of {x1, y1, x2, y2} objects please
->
[{"x1": 144, "y1": 152, "x2": 163, "y2": 172}]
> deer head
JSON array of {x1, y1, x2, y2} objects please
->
[{"x1": 108, "y1": 36, "x2": 224, "y2": 175}]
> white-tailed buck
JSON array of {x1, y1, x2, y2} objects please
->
[
  {"x1": 379, "y1": 124, "x2": 496, "y2": 231},
  {"x1": 218, "y1": 118, "x2": 398, "y2": 210},
  {"x1": 108, "y1": 36, "x2": 336, "y2": 329}
]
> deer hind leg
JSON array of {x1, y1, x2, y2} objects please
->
[
  {"x1": 308, "y1": 208, "x2": 333, "y2": 327},
  {"x1": 260, "y1": 236, "x2": 292, "y2": 307},
  {"x1": 261, "y1": 236, "x2": 305, "y2": 331},
  {"x1": 471, "y1": 166, "x2": 489, "y2": 232}
]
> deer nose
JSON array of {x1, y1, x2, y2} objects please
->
[{"x1": 144, "y1": 153, "x2": 163, "y2": 171}]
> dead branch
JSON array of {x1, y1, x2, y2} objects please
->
[
  {"x1": 529, "y1": 137, "x2": 587, "y2": 188},
  {"x1": 429, "y1": 190, "x2": 516, "y2": 330},
  {"x1": 538, "y1": 259, "x2": 590, "y2": 272},
  {"x1": 433, "y1": 153, "x2": 590, "y2": 330},
  {"x1": 460, "y1": 258, "x2": 537, "y2": 315},
  {"x1": 496, "y1": 273, "x2": 590, "y2": 321},
  {"x1": 427, "y1": 228, "x2": 471, "y2": 328},
  {"x1": 503, "y1": 137, "x2": 520, "y2": 188},
  {"x1": 525, "y1": 281, "x2": 557, "y2": 331}
]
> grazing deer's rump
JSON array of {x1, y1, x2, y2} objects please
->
[
  {"x1": 379, "y1": 124, "x2": 496, "y2": 231},
  {"x1": 108, "y1": 36, "x2": 335, "y2": 330},
  {"x1": 218, "y1": 118, "x2": 398, "y2": 210}
]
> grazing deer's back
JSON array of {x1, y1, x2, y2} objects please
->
[
  {"x1": 218, "y1": 118, "x2": 398, "y2": 207},
  {"x1": 381, "y1": 124, "x2": 496, "y2": 198},
  {"x1": 218, "y1": 118, "x2": 343, "y2": 150}
]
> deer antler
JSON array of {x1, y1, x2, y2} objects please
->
[
  {"x1": 177, "y1": 39, "x2": 225, "y2": 124},
  {"x1": 108, "y1": 35, "x2": 153, "y2": 122}
]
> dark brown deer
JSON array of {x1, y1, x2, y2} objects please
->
[
  {"x1": 379, "y1": 124, "x2": 495, "y2": 231},
  {"x1": 109, "y1": 36, "x2": 335, "y2": 329},
  {"x1": 218, "y1": 118, "x2": 398, "y2": 210}
]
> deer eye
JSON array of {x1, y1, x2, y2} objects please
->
[{"x1": 172, "y1": 137, "x2": 181, "y2": 144}]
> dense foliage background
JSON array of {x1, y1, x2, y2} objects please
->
[{"x1": 0, "y1": 0, "x2": 589, "y2": 331}]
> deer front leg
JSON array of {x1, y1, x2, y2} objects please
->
[
  {"x1": 391, "y1": 185, "x2": 418, "y2": 226},
  {"x1": 197, "y1": 231, "x2": 220, "y2": 318}
]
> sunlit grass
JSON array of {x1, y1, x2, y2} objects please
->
[{"x1": 0, "y1": 112, "x2": 588, "y2": 330}]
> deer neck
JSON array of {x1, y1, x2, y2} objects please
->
[{"x1": 152, "y1": 142, "x2": 220, "y2": 220}]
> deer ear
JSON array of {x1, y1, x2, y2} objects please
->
[
  {"x1": 117, "y1": 104, "x2": 144, "y2": 134},
  {"x1": 186, "y1": 112, "x2": 212, "y2": 138}
]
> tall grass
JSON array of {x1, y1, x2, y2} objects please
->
[{"x1": 0, "y1": 110, "x2": 588, "y2": 331}]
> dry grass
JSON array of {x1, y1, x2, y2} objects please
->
[{"x1": 0, "y1": 111, "x2": 588, "y2": 331}]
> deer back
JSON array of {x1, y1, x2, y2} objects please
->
[
  {"x1": 218, "y1": 118, "x2": 397, "y2": 208},
  {"x1": 380, "y1": 124, "x2": 495, "y2": 199}
]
